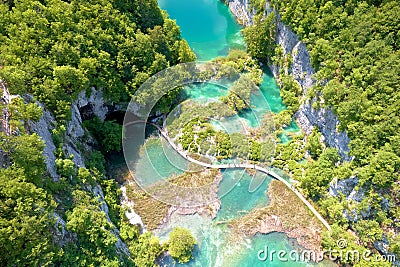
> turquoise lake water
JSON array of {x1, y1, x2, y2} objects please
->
[
  {"x1": 134, "y1": 138, "x2": 188, "y2": 186},
  {"x1": 158, "y1": 0, "x2": 245, "y2": 61},
  {"x1": 131, "y1": 0, "x2": 336, "y2": 266}
]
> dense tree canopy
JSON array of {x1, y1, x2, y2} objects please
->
[
  {"x1": 0, "y1": 168, "x2": 56, "y2": 267},
  {"x1": 0, "y1": 0, "x2": 195, "y2": 122},
  {"x1": 0, "y1": 0, "x2": 197, "y2": 266}
]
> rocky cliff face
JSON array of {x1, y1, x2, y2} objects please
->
[
  {"x1": 29, "y1": 102, "x2": 60, "y2": 179},
  {"x1": 227, "y1": 0, "x2": 351, "y2": 161},
  {"x1": 30, "y1": 87, "x2": 125, "y2": 181},
  {"x1": 28, "y1": 88, "x2": 131, "y2": 256},
  {"x1": 226, "y1": 0, "x2": 364, "y2": 218},
  {"x1": 225, "y1": 0, "x2": 253, "y2": 26}
]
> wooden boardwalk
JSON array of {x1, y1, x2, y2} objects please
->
[{"x1": 137, "y1": 121, "x2": 331, "y2": 231}]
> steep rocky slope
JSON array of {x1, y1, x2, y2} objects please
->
[{"x1": 28, "y1": 88, "x2": 131, "y2": 256}]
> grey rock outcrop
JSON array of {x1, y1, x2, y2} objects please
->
[
  {"x1": 76, "y1": 88, "x2": 109, "y2": 121},
  {"x1": 28, "y1": 89, "x2": 133, "y2": 257},
  {"x1": 225, "y1": 0, "x2": 253, "y2": 26},
  {"x1": 90, "y1": 183, "x2": 131, "y2": 256},
  {"x1": 76, "y1": 88, "x2": 125, "y2": 121},
  {"x1": 271, "y1": 18, "x2": 351, "y2": 160},
  {"x1": 29, "y1": 95, "x2": 88, "y2": 181},
  {"x1": 29, "y1": 102, "x2": 60, "y2": 180},
  {"x1": 30, "y1": 88, "x2": 122, "y2": 181},
  {"x1": 329, "y1": 176, "x2": 359, "y2": 200},
  {"x1": 297, "y1": 99, "x2": 351, "y2": 160},
  {"x1": 0, "y1": 80, "x2": 11, "y2": 137},
  {"x1": 53, "y1": 213, "x2": 75, "y2": 247},
  {"x1": 329, "y1": 176, "x2": 368, "y2": 221}
]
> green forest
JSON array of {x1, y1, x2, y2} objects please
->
[
  {"x1": 0, "y1": 0, "x2": 196, "y2": 266},
  {"x1": 244, "y1": 0, "x2": 400, "y2": 265}
]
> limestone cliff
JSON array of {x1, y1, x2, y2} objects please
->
[
  {"x1": 225, "y1": 0, "x2": 253, "y2": 26},
  {"x1": 27, "y1": 88, "x2": 131, "y2": 257}
]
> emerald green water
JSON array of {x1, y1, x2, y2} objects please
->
[
  {"x1": 159, "y1": 0, "x2": 245, "y2": 60},
  {"x1": 180, "y1": 73, "x2": 292, "y2": 133},
  {"x1": 217, "y1": 170, "x2": 270, "y2": 221},
  {"x1": 132, "y1": 1, "x2": 334, "y2": 266},
  {"x1": 183, "y1": 83, "x2": 228, "y2": 102},
  {"x1": 138, "y1": 140, "x2": 333, "y2": 266},
  {"x1": 231, "y1": 233, "x2": 317, "y2": 267},
  {"x1": 179, "y1": 73, "x2": 300, "y2": 140},
  {"x1": 134, "y1": 138, "x2": 188, "y2": 186}
]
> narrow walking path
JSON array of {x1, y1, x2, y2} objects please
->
[{"x1": 139, "y1": 121, "x2": 331, "y2": 231}]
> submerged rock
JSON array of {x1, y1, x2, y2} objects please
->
[{"x1": 229, "y1": 180, "x2": 324, "y2": 262}]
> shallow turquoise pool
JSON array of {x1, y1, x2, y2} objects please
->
[{"x1": 158, "y1": 0, "x2": 245, "y2": 61}]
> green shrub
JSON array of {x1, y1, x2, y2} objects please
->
[{"x1": 168, "y1": 228, "x2": 197, "y2": 264}]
